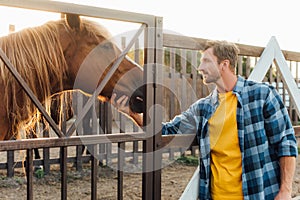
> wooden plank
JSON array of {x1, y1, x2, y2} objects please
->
[
  {"x1": 163, "y1": 33, "x2": 300, "y2": 62},
  {"x1": 169, "y1": 48, "x2": 176, "y2": 118},
  {"x1": 191, "y1": 51, "x2": 197, "y2": 103},
  {"x1": 181, "y1": 49, "x2": 187, "y2": 110},
  {"x1": 273, "y1": 38, "x2": 300, "y2": 118},
  {"x1": 237, "y1": 56, "x2": 243, "y2": 76},
  {"x1": 0, "y1": 0, "x2": 155, "y2": 24},
  {"x1": 248, "y1": 38, "x2": 275, "y2": 81},
  {"x1": 0, "y1": 132, "x2": 146, "y2": 151},
  {"x1": 294, "y1": 126, "x2": 300, "y2": 138},
  {"x1": 7, "y1": 150, "x2": 14, "y2": 177},
  {"x1": 245, "y1": 57, "x2": 251, "y2": 78}
]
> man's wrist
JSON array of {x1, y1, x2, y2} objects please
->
[
  {"x1": 129, "y1": 111, "x2": 143, "y2": 126},
  {"x1": 279, "y1": 184, "x2": 292, "y2": 194}
]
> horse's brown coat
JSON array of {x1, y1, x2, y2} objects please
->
[{"x1": 0, "y1": 14, "x2": 143, "y2": 140}]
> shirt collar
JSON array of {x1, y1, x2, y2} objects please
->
[
  {"x1": 232, "y1": 75, "x2": 246, "y2": 94},
  {"x1": 210, "y1": 75, "x2": 245, "y2": 104}
]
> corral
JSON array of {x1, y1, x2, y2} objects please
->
[{"x1": 0, "y1": 1, "x2": 299, "y2": 200}]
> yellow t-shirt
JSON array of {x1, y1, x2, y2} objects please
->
[{"x1": 208, "y1": 91, "x2": 243, "y2": 200}]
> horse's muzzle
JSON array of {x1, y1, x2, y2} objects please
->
[{"x1": 129, "y1": 85, "x2": 145, "y2": 113}]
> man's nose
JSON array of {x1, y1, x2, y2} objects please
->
[{"x1": 197, "y1": 63, "x2": 203, "y2": 72}]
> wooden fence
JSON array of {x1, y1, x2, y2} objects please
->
[{"x1": 162, "y1": 33, "x2": 300, "y2": 125}]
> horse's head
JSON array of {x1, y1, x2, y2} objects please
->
[{"x1": 58, "y1": 14, "x2": 144, "y2": 113}]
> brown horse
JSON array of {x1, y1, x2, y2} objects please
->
[{"x1": 0, "y1": 14, "x2": 144, "y2": 140}]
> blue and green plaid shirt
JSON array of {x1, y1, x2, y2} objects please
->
[{"x1": 162, "y1": 76, "x2": 298, "y2": 199}]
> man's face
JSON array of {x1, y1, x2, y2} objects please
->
[{"x1": 198, "y1": 47, "x2": 221, "y2": 85}]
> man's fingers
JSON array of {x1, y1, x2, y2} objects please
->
[
  {"x1": 111, "y1": 94, "x2": 130, "y2": 114},
  {"x1": 120, "y1": 96, "x2": 128, "y2": 107},
  {"x1": 110, "y1": 93, "x2": 117, "y2": 105},
  {"x1": 116, "y1": 95, "x2": 127, "y2": 105}
]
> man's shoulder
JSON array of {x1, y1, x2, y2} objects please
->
[
  {"x1": 242, "y1": 78, "x2": 273, "y2": 92},
  {"x1": 236, "y1": 77, "x2": 276, "y2": 102}
]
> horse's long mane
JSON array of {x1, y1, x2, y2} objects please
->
[
  {"x1": 0, "y1": 20, "x2": 68, "y2": 138},
  {"x1": 0, "y1": 17, "x2": 114, "y2": 139}
]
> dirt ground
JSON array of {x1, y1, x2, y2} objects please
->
[
  {"x1": 0, "y1": 160, "x2": 197, "y2": 200},
  {"x1": 0, "y1": 155, "x2": 299, "y2": 200}
]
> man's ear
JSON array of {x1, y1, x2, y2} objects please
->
[
  {"x1": 221, "y1": 59, "x2": 230, "y2": 71},
  {"x1": 65, "y1": 13, "x2": 81, "y2": 30}
]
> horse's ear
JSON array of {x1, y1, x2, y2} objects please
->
[{"x1": 65, "y1": 13, "x2": 81, "y2": 30}]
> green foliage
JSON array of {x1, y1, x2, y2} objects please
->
[
  {"x1": 127, "y1": 49, "x2": 144, "y2": 66},
  {"x1": 176, "y1": 155, "x2": 199, "y2": 166},
  {"x1": 34, "y1": 168, "x2": 45, "y2": 179},
  {"x1": 164, "y1": 48, "x2": 201, "y2": 74}
]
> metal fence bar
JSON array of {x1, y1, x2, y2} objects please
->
[
  {"x1": 75, "y1": 92, "x2": 83, "y2": 171},
  {"x1": 91, "y1": 145, "x2": 98, "y2": 200},
  {"x1": 153, "y1": 16, "x2": 163, "y2": 200},
  {"x1": 118, "y1": 142, "x2": 125, "y2": 200},
  {"x1": 26, "y1": 149, "x2": 33, "y2": 200},
  {"x1": 60, "y1": 147, "x2": 68, "y2": 200}
]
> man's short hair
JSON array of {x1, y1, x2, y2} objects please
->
[{"x1": 203, "y1": 40, "x2": 240, "y2": 72}]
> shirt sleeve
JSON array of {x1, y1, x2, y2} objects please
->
[
  {"x1": 162, "y1": 101, "x2": 200, "y2": 135},
  {"x1": 263, "y1": 86, "x2": 298, "y2": 157}
]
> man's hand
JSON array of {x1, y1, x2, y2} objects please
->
[
  {"x1": 110, "y1": 93, "x2": 130, "y2": 115},
  {"x1": 110, "y1": 93, "x2": 143, "y2": 126}
]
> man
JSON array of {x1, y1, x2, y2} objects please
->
[{"x1": 111, "y1": 40, "x2": 298, "y2": 199}]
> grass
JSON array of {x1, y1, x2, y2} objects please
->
[
  {"x1": 34, "y1": 169, "x2": 45, "y2": 179},
  {"x1": 175, "y1": 155, "x2": 199, "y2": 166}
]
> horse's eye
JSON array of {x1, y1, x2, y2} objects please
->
[{"x1": 101, "y1": 42, "x2": 113, "y2": 50}]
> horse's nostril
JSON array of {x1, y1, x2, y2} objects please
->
[{"x1": 136, "y1": 96, "x2": 143, "y2": 102}]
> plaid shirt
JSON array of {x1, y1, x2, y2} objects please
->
[{"x1": 162, "y1": 76, "x2": 298, "y2": 199}]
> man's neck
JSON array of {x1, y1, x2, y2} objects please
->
[{"x1": 216, "y1": 74, "x2": 238, "y2": 93}]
